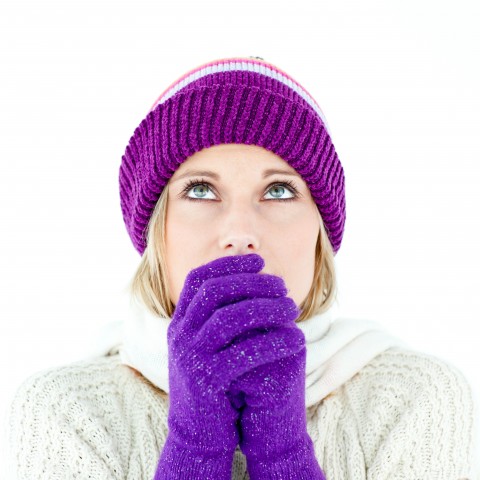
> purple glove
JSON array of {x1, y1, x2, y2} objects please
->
[
  {"x1": 154, "y1": 253, "x2": 306, "y2": 479},
  {"x1": 229, "y1": 305, "x2": 327, "y2": 478}
]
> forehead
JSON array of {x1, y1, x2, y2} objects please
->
[
  {"x1": 174, "y1": 144, "x2": 295, "y2": 172},
  {"x1": 168, "y1": 144, "x2": 306, "y2": 188}
]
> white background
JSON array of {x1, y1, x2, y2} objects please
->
[{"x1": 1, "y1": 0, "x2": 479, "y2": 475}]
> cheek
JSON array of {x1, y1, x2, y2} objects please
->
[
  {"x1": 284, "y1": 208, "x2": 319, "y2": 250},
  {"x1": 164, "y1": 207, "x2": 194, "y2": 305},
  {"x1": 282, "y1": 211, "x2": 318, "y2": 283},
  {"x1": 166, "y1": 201, "x2": 205, "y2": 243},
  {"x1": 167, "y1": 201, "x2": 222, "y2": 236}
]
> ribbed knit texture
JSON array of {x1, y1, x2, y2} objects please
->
[
  {"x1": 7, "y1": 347, "x2": 477, "y2": 479},
  {"x1": 119, "y1": 57, "x2": 346, "y2": 256}
]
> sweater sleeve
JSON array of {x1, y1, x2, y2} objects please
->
[
  {"x1": 7, "y1": 360, "x2": 127, "y2": 480},
  {"x1": 346, "y1": 348, "x2": 477, "y2": 480},
  {"x1": 6, "y1": 355, "x2": 173, "y2": 480}
]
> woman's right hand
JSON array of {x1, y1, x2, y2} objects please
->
[{"x1": 154, "y1": 253, "x2": 304, "y2": 480}]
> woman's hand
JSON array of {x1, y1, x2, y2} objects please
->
[
  {"x1": 154, "y1": 253, "x2": 305, "y2": 479},
  {"x1": 229, "y1": 305, "x2": 327, "y2": 480}
]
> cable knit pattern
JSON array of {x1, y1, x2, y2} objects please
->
[{"x1": 7, "y1": 347, "x2": 477, "y2": 480}]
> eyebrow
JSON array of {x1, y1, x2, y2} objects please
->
[{"x1": 171, "y1": 168, "x2": 301, "y2": 183}]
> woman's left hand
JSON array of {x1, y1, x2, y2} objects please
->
[{"x1": 228, "y1": 302, "x2": 327, "y2": 480}]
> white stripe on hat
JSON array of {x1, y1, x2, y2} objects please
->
[{"x1": 150, "y1": 58, "x2": 331, "y2": 134}]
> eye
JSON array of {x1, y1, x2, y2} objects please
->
[
  {"x1": 264, "y1": 183, "x2": 297, "y2": 201},
  {"x1": 178, "y1": 177, "x2": 300, "y2": 202},
  {"x1": 181, "y1": 181, "x2": 216, "y2": 201}
]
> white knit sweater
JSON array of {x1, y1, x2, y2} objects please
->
[{"x1": 6, "y1": 346, "x2": 478, "y2": 479}]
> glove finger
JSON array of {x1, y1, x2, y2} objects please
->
[
  {"x1": 232, "y1": 350, "x2": 306, "y2": 405},
  {"x1": 180, "y1": 272, "x2": 289, "y2": 334},
  {"x1": 175, "y1": 253, "x2": 264, "y2": 317},
  {"x1": 198, "y1": 296, "x2": 300, "y2": 353},
  {"x1": 210, "y1": 326, "x2": 306, "y2": 391},
  {"x1": 169, "y1": 253, "x2": 264, "y2": 335}
]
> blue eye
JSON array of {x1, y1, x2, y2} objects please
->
[
  {"x1": 265, "y1": 184, "x2": 293, "y2": 200},
  {"x1": 179, "y1": 178, "x2": 300, "y2": 203},
  {"x1": 186, "y1": 183, "x2": 214, "y2": 200}
]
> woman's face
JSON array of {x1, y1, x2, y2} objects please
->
[{"x1": 165, "y1": 143, "x2": 320, "y2": 308}]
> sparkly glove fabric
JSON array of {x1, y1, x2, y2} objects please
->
[
  {"x1": 229, "y1": 309, "x2": 327, "y2": 478},
  {"x1": 154, "y1": 253, "x2": 306, "y2": 479}
]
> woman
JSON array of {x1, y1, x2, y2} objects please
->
[{"x1": 7, "y1": 56, "x2": 477, "y2": 479}]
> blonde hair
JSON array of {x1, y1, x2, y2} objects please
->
[{"x1": 128, "y1": 182, "x2": 338, "y2": 323}]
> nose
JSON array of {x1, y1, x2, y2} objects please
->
[{"x1": 219, "y1": 205, "x2": 260, "y2": 256}]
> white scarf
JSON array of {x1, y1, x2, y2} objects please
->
[{"x1": 89, "y1": 295, "x2": 407, "y2": 407}]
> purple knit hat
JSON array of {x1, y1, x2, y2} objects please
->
[{"x1": 119, "y1": 56, "x2": 346, "y2": 256}]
